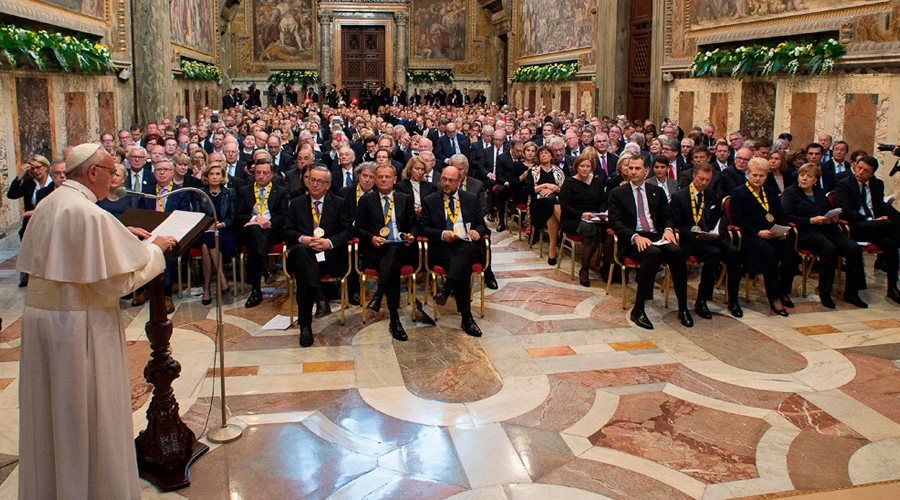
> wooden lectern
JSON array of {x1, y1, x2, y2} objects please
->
[{"x1": 119, "y1": 208, "x2": 214, "y2": 491}]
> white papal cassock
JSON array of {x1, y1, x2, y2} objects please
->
[{"x1": 16, "y1": 180, "x2": 166, "y2": 500}]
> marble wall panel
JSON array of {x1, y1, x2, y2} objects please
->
[
  {"x1": 789, "y1": 93, "x2": 818, "y2": 146},
  {"x1": 709, "y1": 92, "x2": 729, "y2": 139},
  {"x1": 560, "y1": 90, "x2": 571, "y2": 114},
  {"x1": 98, "y1": 92, "x2": 116, "y2": 136},
  {"x1": 842, "y1": 94, "x2": 878, "y2": 155},
  {"x1": 15, "y1": 77, "x2": 52, "y2": 160},
  {"x1": 678, "y1": 91, "x2": 695, "y2": 130},
  {"x1": 740, "y1": 81, "x2": 776, "y2": 141},
  {"x1": 65, "y1": 92, "x2": 89, "y2": 147}
]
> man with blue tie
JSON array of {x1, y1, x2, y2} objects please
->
[
  {"x1": 435, "y1": 122, "x2": 471, "y2": 173},
  {"x1": 356, "y1": 164, "x2": 418, "y2": 341},
  {"x1": 125, "y1": 146, "x2": 155, "y2": 193}
]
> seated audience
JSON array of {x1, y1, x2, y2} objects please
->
[
  {"x1": 196, "y1": 163, "x2": 237, "y2": 305},
  {"x1": 559, "y1": 153, "x2": 608, "y2": 287}
]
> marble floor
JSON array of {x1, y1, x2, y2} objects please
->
[{"x1": 1, "y1": 228, "x2": 900, "y2": 500}]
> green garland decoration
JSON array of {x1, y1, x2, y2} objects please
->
[
  {"x1": 180, "y1": 59, "x2": 221, "y2": 82},
  {"x1": 690, "y1": 39, "x2": 846, "y2": 79},
  {"x1": 406, "y1": 69, "x2": 454, "y2": 84},
  {"x1": 267, "y1": 70, "x2": 320, "y2": 88},
  {"x1": 0, "y1": 23, "x2": 114, "y2": 73},
  {"x1": 513, "y1": 62, "x2": 579, "y2": 82}
]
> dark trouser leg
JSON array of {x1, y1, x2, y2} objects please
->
[
  {"x1": 451, "y1": 242, "x2": 478, "y2": 319},
  {"x1": 852, "y1": 220, "x2": 898, "y2": 287},
  {"x1": 874, "y1": 237, "x2": 899, "y2": 288},
  {"x1": 289, "y1": 245, "x2": 321, "y2": 327},
  {"x1": 659, "y1": 244, "x2": 688, "y2": 307},
  {"x1": 721, "y1": 240, "x2": 744, "y2": 302},
  {"x1": 495, "y1": 184, "x2": 510, "y2": 223},
  {"x1": 241, "y1": 225, "x2": 267, "y2": 290},
  {"x1": 691, "y1": 241, "x2": 723, "y2": 302},
  {"x1": 377, "y1": 245, "x2": 404, "y2": 314},
  {"x1": 164, "y1": 260, "x2": 177, "y2": 297},
  {"x1": 830, "y1": 232, "x2": 865, "y2": 295},
  {"x1": 625, "y1": 245, "x2": 663, "y2": 303},
  {"x1": 758, "y1": 241, "x2": 782, "y2": 302},
  {"x1": 800, "y1": 232, "x2": 837, "y2": 295}
]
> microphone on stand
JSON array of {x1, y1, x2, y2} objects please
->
[{"x1": 117, "y1": 185, "x2": 243, "y2": 443}]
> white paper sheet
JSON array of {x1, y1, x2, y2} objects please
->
[
  {"x1": 770, "y1": 224, "x2": 791, "y2": 237},
  {"x1": 825, "y1": 208, "x2": 842, "y2": 217},
  {"x1": 698, "y1": 220, "x2": 720, "y2": 237},
  {"x1": 262, "y1": 315, "x2": 292, "y2": 331},
  {"x1": 142, "y1": 210, "x2": 207, "y2": 246}
]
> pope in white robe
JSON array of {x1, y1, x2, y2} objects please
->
[{"x1": 16, "y1": 144, "x2": 178, "y2": 500}]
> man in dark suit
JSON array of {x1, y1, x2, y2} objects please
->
[
  {"x1": 718, "y1": 148, "x2": 752, "y2": 201},
  {"x1": 267, "y1": 136, "x2": 294, "y2": 173},
  {"x1": 397, "y1": 85, "x2": 407, "y2": 106},
  {"x1": 435, "y1": 122, "x2": 471, "y2": 171},
  {"x1": 223, "y1": 142, "x2": 249, "y2": 190},
  {"x1": 608, "y1": 154, "x2": 693, "y2": 330},
  {"x1": 594, "y1": 133, "x2": 619, "y2": 179},
  {"x1": 234, "y1": 160, "x2": 290, "y2": 308},
  {"x1": 270, "y1": 87, "x2": 284, "y2": 107},
  {"x1": 326, "y1": 84, "x2": 338, "y2": 108},
  {"x1": 480, "y1": 130, "x2": 513, "y2": 225},
  {"x1": 222, "y1": 89, "x2": 236, "y2": 110},
  {"x1": 450, "y1": 155, "x2": 497, "y2": 290},
  {"x1": 835, "y1": 156, "x2": 900, "y2": 303},
  {"x1": 547, "y1": 136, "x2": 573, "y2": 177},
  {"x1": 830, "y1": 141, "x2": 852, "y2": 179},
  {"x1": 330, "y1": 146, "x2": 358, "y2": 194},
  {"x1": 712, "y1": 140, "x2": 733, "y2": 172},
  {"x1": 356, "y1": 164, "x2": 418, "y2": 341},
  {"x1": 420, "y1": 165, "x2": 487, "y2": 337},
  {"x1": 135, "y1": 159, "x2": 193, "y2": 312},
  {"x1": 284, "y1": 166, "x2": 354, "y2": 346},
  {"x1": 670, "y1": 163, "x2": 743, "y2": 318},
  {"x1": 124, "y1": 147, "x2": 156, "y2": 192},
  {"x1": 806, "y1": 143, "x2": 835, "y2": 193}
]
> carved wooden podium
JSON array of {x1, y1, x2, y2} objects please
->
[{"x1": 119, "y1": 208, "x2": 213, "y2": 491}]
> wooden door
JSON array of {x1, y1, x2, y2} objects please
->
[
  {"x1": 341, "y1": 26, "x2": 386, "y2": 102},
  {"x1": 627, "y1": 0, "x2": 652, "y2": 121}
]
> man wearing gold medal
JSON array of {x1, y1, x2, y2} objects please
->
[
  {"x1": 337, "y1": 162, "x2": 377, "y2": 306},
  {"x1": 284, "y1": 166, "x2": 354, "y2": 347},
  {"x1": 419, "y1": 165, "x2": 488, "y2": 337},
  {"x1": 356, "y1": 164, "x2": 418, "y2": 341},
  {"x1": 670, "y1": 163, "x2": 744, "y2": 318},
  {"x1": 235, "y1": 159, "x2": 290, "y2": 308}
]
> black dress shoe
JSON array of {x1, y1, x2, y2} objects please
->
[
  {"x1": 874, "y1": 258, "x2": 887, "y2": 272},
  {"x1": 366, "y1": 292, "x2": 383, "y2": 312},
  {"x1": 781, "y1": 295, "x2": 795, "y2": 308},
  {"x1": 769, "y1": 301, "x2": 789, "y2": 317},
  {"x1": 580, "y1": 279, "x2": 591, "y2": 288},
  {"x1": 548, "y1": 256, "x2": 557, "y2": 266},
  {"x1": 18, "y1": 274, "x2": 28, "y2": 288},
  {"x1": 434, "y1": 288, "x2": 450, "y2": 306},
  {"x1": 299, "y1": 326, "x2": 314, "y2": 347},
  {"x1": 496, "y1": 224, "x2": 507, "y2": 232},
  {"x1": 820, "y1": 294, "x2": 836, "y2": 309},
  {"x1": 694, "y1": 300, "x2": 712, "y2": 320},
  {"x1": 727, "y1": 301, "x2": 744, "y2": 318},
  {"x1": 678, "y1": 307, "x2": 694, "y2": 327},
  {"x1": 349, "y1": 292, "x2": 361, "y2": 306},
  {"x1": 485, "y1": 275, "x2": 498, "y2": 290},
  {"x1": 630, "y1": 308, "x2": 654, "y2": 330},
  {"x1": 487, "y1": 214, "x2": 495, "y2": 222},
  {"x1": 389, "y1": 320, "x2": 408, "y2": 341},
  {"x1": 201, "y1": 296, "x2": 213, "y2": 306},
  {"x1": 843, "y1": 294, "x2": 868, "y2": 308},
  {"x1": 888, "y1": 287, "x2": 900, "y2": 304},
  {"x1": 315, "y1": 300, "x2": 332, "y2": 318},
  {"x1": 244, "y1": 289, "x2": 262, "y2": 308},
  {"x1": 461, "y1": 317, "x2": 483, "y2": 337}
]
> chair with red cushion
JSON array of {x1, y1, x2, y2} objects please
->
[
  {"x1": 558, "y1": 232, "x2": 584, "y2": 280},
  {"x1": 604, "y1": 229, "x2": 670, "y2": 310},
  {"x1": 424, "y1": 235, "x2": 490, "y2": 319},
  {"x1": 828, "y1": 191, "x2": 879, "y2": 290},
  {"x1": 237, "y1": 243, "x2": 285, "y2": 296},
  {"x1": 179, "y1": 247, "x2": 238, "y2": 299},
  {"x1": 509, "y1": 203, "x2": 528, "y2": 240},
  {"x1": 353, "y1": 239, "x2": 423, "y2": 323},
  {"x1": 282, "y1": 239, "x2": 356, "y2": 326}
]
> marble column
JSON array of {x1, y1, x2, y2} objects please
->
[
  {"x1": 133, "y1": 0, "x2": 173, "y2": 124},
  {"x1": 318, "y1": 11, "x2": 335, "y2": 86},
  {"x1": 594, "y1": 0, "x2": 629, "y2": 116},
  {"x1": 490, "y1": 30, "x2": 508, "y2": 104},
  {"x1": 648, "y1": 0, "x2": 667, "y2": 123},
  {"x1": 394, "y1": 11, "x2": 409, "y2": 89}
]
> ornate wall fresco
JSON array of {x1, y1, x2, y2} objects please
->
[
  {"x1": 689, "y1": 0, "x2": 872, "y2": 28},
  {"x1": 411, "y1": 0, "x2": 468, "y2": 61},
  {"x1": 518, "y1": 0, "x2": 594, "y2": 58},
  {"x1": 253, "y1": 0, "x2": 315, "y2": 62},
  {"x1": 41, "y1": 0, "x2": 104, "y2": 20},
  {"x1": 170, "y1": 0, "x2": 216, "y2": 56}
]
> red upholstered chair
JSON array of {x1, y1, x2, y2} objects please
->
[
  {"x1": 558, "y1": 232, "x2": 584, "y2": 280},
  {"x1": 282, "y1": 239, "x2": 356, "y2": 326},
  {"x1": 511, "y1": 203, "x2": 528, "y2": 240},
  {"x1": 237, "y1": 243, "x2": 285, "y2": 296},
  {"x1": 673, "y1": 229, "x2": 729, "y2": 303},
  {"x1": 179, "y1": 248, "x2": 238, "y2": 300},
  {"x1": 604, "y1": 228, "x2": 670, "y2": 310},
  {"x1": 353, "y1": 239, "x2": 423, "y2": 323},
  {"x1": 424, "y1": 235, "x2": 490, "y2": 319}
]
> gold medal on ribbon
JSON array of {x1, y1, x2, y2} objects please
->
[
  {"x1": 766, "y1": 214, "x2": 775, "y2": 223},
  {"x1": 453, "y1": 227, "x2": 461, "y2": 236},
  {"x1": 691, "y1": 225, "x2": 701, "y2": 233},
  {"x1": 379, "y1": 227, "x2": 390, "y2": 237},
  {"x1": 313, "y1": 227, "x2": 325, "y2": 237}
]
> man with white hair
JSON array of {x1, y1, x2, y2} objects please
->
[{"x1": 17, "y1": 144, "x2": 175, "y2": 500}]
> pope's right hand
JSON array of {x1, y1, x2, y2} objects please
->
[{"x1": 151, "y1": 236, "x2": 177, "y2": 252}]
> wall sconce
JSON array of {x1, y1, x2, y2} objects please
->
[
  {"x1": 663, "y1": 72, "x2": 674, "y2": 82},
  {"x1": 117, "y1": 68, "x2": 131, "y2": 81}
]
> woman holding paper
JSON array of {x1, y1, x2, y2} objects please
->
[
  {"x1": 527, "y1": 146, "x2": 566, "y2": 265},
  {"x1": 560, "y1": 153, "x2": 608, "y2": 287},
  {"x1": 781, "y1": 163, "x2": 867, "y2": 308},
  {"x1": 730, "y1": 158, "x2": 799, "y2": 316}
]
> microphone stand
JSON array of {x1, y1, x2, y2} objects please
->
[{"x1": 120, "y1": 187, "x2": 242, "y2": 444}]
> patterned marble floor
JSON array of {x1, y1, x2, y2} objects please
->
[{"x1": 1, "y1": 229, "x2": 900, "y2": 500}]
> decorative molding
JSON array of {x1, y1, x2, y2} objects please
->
[
  {"x1": 393, "y1": 11, "x2": 409, "y2": 26},
  {"x1": 0, "y1": 0, "x2": 109, "y2": 37},
  {"x1": 320, "y1": 0, "x2": 409, "y2": 2},
  {"x1": 318, "y1": 11, "x2": 335, "y2": 24},
  {"x1": 116, "y1": 0, "x2": 128, "y2": 55}
]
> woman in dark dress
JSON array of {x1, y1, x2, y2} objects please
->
[
  {"x1": 97, "y1": 164, "x2": 136, "y2": 217},
  {"x1": 196, "y1": 163, "x2": 236, "y2": 305},
  {"x1": 766, "y1": 150, "x2": 795, "y2": 194},
  {"x1": 730, "y1": 158, "x2": 799, "y2": 316},
  {"x1": 781, "y1": 163, "x2": 867, "y2": 309},
  {"x1": 527, "y1": 146, "x2": 566, "y2": 265},
  {"x1": 559, "y1": 153, "x2": 607, "y2": 287}
]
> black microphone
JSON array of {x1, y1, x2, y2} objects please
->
[{"x1": 115, "y1": 187, "x2": 154, "y2": 199}]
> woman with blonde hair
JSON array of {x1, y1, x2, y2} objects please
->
[
  {"x1": 8, "y1": 154, "x2": 52, "y2": 287},
  {"x1": 196, "y1": 162, "x2": 236, "y2": 305}
]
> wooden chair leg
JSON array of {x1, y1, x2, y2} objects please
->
[
  {"x1": 621, "y1": 267, "x2": 627, "y2": 310},
  {"x1": 231, "y1": 257, "x2": 237, "y2": 295},
  {"x1": 186, "y1": 257, "x2": 192, "y2": 298},
  {"x1": 288, "y1": 277, "x2": 295, "y2": 326},
  {"x1": 480, "y1": 272, "x2": 485, "y2": 318},
  {"x1": 606, "y1": 264, "x2": 615, "y2": 295},
  {"x1": 664, "y1": 266, "x2": 670, "y2": 309},
  {"x1": 570, "y1": 241, "x2": 579, "y2": 281},
  {"x1": 360, "y1": 275, "x2": 367, "y2": 324},
  {"x1": 432, "y1": 273, "x2": 439, "y2": 320},
  {"x1": 176, "y1": 256, "x2": 183, "y2": 299}
]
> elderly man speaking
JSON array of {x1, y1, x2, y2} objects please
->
[{"x1": 16, "y1": 143, "x2": 177, "y2": 499}]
